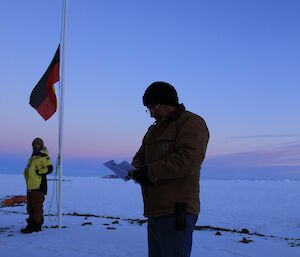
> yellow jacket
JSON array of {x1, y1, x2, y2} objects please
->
[{"x1": 24, "y1": 148, "x2": 53, "y2": 194}]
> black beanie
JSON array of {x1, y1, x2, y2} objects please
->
[
  {"x1": 32, "y1": 138, "x2": 44, "y2": 148},
  {"x1": 143, "y1": 81, "x2": 179, "y2": 106}
]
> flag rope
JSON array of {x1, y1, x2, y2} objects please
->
[{"x1": 47, "y1": 158, "x2": 59, "y2": 222}]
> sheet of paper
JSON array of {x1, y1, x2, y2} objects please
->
[{"x1": 103, "y1": 160, "x2": 135, "y2": 181}]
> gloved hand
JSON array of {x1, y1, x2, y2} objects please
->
[{"x1": 131, "y1": 166, "x2": 152, "y2": 185}]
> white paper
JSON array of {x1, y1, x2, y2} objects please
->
[{"x1": 103, "y1": 160, "x2": 135, "y2": 181}]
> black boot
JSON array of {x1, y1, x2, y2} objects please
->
[
  {"x1": 20, "y1": 221, "x2": 42, "y2": 234},
  {"x1": 20, "y1": 224, "x2": 35, "y2": 234},
  {"x1": 34, "y1": 223, "x2": 42, "y2": 232}
]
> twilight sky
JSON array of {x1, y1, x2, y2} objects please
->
[{"x1": 0, "y1": 0, "x2": 299, "y2": 177}]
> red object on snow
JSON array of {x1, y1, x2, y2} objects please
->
[{"x1": 3, "y1": 195, "x2": 27, "y2": 206}]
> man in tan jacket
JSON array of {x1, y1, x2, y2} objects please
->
[{"x1": 130, "y1": 81, "x2": 209, "y2": 257}]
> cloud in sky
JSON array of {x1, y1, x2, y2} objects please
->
[
  {"x1": 202, "y1": 140, "x2": 300, "y2": 180},
  {"x1": 229, "y1": 134, "x2": 298, "y2": 139},
  {"x1": 207, "y1": 140, "x2": 300, "y2": 167}
]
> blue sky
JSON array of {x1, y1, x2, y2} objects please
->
[{"x1": 0, "y1": 0, "x2": 299, "y2": 177}]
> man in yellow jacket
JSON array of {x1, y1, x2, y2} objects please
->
[{"x1": 21, "y1": 138, "x2": 53, "y2": 233}]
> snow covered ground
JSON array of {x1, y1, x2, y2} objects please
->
[{"x1": 0, "y1": 174, "x2": 299, "y2": 257}]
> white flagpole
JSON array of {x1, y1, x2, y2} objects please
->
[{"x1": 58, "y1": 0, "x2": 67, "y2": 228}]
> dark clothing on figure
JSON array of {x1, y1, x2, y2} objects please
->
[
  {"x1": 132, "y1": 103, "x2": 209, "y2": 257},
  {"x1": 27, "y1": 190, "x2": 45, "y2": 226},
  {"x1": 132, "y1": 104, "x2": 209, "y2": 217},
  {"x1": 21, "y1": 147, "x2": 53, "y2": 233},
  {"x1": 148, "y1": 214, "x2": 198, "y2": 257}
]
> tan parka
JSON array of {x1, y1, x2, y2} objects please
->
[{"x1": 132, "y1": 104, "x2": 209, "y2": 217}]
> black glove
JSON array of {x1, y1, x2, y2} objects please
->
[{"x1": 132, "y1": 166, "x2": 152, "y2": 185}]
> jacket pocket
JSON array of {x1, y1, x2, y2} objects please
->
[
  {"x1": 158, "y1": 140, "x2": 175, "y2": 158},
  {"x1": 156, "y1": 122, "x2": 177, "y2": 156},
  {"x1": 156, "y1": 132, "x2": 176, "y2": 158}
]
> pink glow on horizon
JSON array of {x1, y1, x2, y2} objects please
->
[{"x1": 0, "y1": 140, "x2": 137, "y2": 160}]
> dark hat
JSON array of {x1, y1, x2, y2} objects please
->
[
  {"x1": 32, "y1": 138, "x2": 44, "y2": 148},
  {"x1": 143, "y1": 81, "x2": 179, "y2": 106}
]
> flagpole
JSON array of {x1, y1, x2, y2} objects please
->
[{"x1": 58, "y1": 0, "x2": 67, "y2": 228}]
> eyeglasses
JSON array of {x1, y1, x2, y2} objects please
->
[{"x1": 146, "y1": 104, "x2": 160, "y2": 113}]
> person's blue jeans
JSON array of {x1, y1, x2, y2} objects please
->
[{"x1": 147, "y1": 213, "x2": 198, "y2": 257}]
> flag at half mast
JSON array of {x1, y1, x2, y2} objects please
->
[{"x1": 30, "y1": 45, "x2": 60, "y2": 120}]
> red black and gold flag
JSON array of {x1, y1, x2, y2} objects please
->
[{"x1": 30, "y1": 45, "x2": 60, "y2": 121}]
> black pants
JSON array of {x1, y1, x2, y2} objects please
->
[{"x1": 27, "y1": 191, "x2": 45, "y2": 225}]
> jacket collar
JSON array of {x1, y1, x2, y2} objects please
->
[
  {"x1": 31, "y1": 148, "x2": 48, "y2": 157},
  {"x1": 32, "y1": 152, "x2": 41, "y2": 157},
  {"x1": 153, "y1": 104, "x2": 186, "y2": 126},
  {"x1": 169, "y1": 103, "x2": 185, "y2": 121}
]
